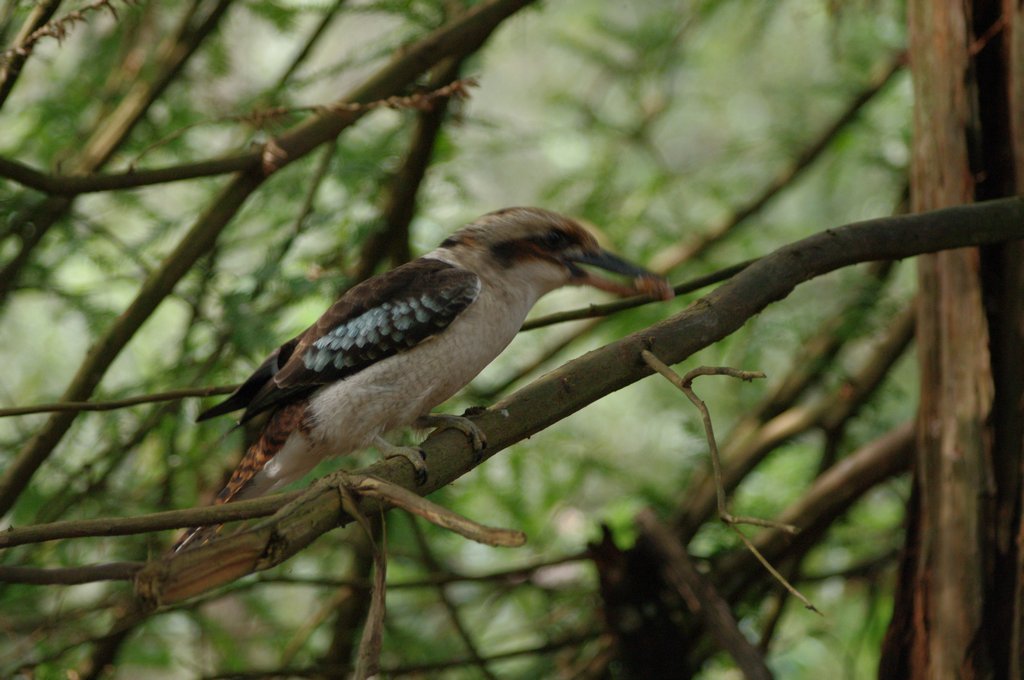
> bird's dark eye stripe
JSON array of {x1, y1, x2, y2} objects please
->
[
  {"x1": 534, "y1": 229, "x2": 573, "y2": 249},
  {"x1": 488, "y1": 228, "x2": 578, "y2": 267}
]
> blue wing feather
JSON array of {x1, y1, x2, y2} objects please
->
[{"x1": 200, "y1": 258, "x2": 480, "y2": 423}]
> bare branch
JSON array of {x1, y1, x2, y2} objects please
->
[
  {"x1": 520, "y1": 259, "x2": 754, "y2": 331},
  {"x1": 0, "y1": 79, "x2": 476, "y2": 196},
  {"x1": 0, "y1": 0, "x2": 133, "y2": 67},
  {"x1": 640, "y1": 351, "x2": 813, "y2": 611},
  {"x1": 9, "y1": 198, "x2": 1023, "y2": 601},
  {"x1": 0, "y1": 561, "x2": 141, "y2": 585},
  {"x1": 0, "y1": 492, "x2": 300, "y2": 548},
  {"x1": 350, "y1": 475, "x2": 525, "y2": 547},
  {"x1": 0, "y1": 384, "x2": 237, "y2": 418},
  {"x1": 673, "y1": 300, "x2": 916, "y2": 540},
  {"x1": 0, "y1": 0, "x2": 61, "y2": 108}
]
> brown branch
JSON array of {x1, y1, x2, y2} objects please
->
[
  {"x1": 0, "y1": 0, "x2": 62, "y2": 109},
  {"x1": 320, "y1": 528, "x2": 374, "y2": 670},
  {"x1": 0, "y1": 79, "x2": 475, "y2": 196},
  {"x1": 637, "y1": 509, "x2": 774, "y2": 680},
  {"x1": 0, "y1": 384, "x2": 237, "y2": 418},
  {"x1": 125, "y1": 198, "x2": 1024, "y2": 603},
  {"x1": 0, "y1": 153, "x2": 257, "y2": 195},
  {"x1": 0, "y1": 0, "x2": 537, "y2": 518},
  {"x1": 129, "y1": 77, "x2": 477, "y2": 172},
  {"x1": 0, "y1": 492, "x2": 300, "y2": 549},
  {"x1": 640, "y1": 353, "x2": 814, "y2": 613},
  {"x1": 344, "y1": 489, "x2": 385, "y2": 680},
  {"x1": 0, "y1": 561, "x2": 142, "y2": 585},
  {"x1": 0, "y1": 0, "x2": 130, "y2": 66}
]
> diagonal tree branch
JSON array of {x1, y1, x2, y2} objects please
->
[
  {"x1": 0, "y1": 0, "x2": 62, "y2": 109},
  {"x1": 127, "y1": 197, "x2": 1024, "y2": 603}
]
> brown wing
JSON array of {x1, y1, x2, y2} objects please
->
[{"x1": 198, "y1": 258, "x2": 480, "y2": 424}]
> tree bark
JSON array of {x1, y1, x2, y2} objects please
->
[{"x1": 880, "y1": 2, "x2": 1024, "y2": 678}]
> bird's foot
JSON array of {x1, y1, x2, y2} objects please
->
[
  {"x1": 374, "y1": 435, "x2": 428, "y2": 485},
  {"x1": 417, "y1": 413, "x2": 488, "y2": 461}
]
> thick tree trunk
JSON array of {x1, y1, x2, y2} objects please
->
[{"x1": 880, "y1": 2, "x2": 1024, "y2": 678}]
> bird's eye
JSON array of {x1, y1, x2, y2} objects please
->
[{"x1": 542, "y1": 229, "x2": 570, "y2": 249}]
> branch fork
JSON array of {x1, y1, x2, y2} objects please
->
[{"x1": 640, "y1": 349, "x2": 819, "y2": 613}]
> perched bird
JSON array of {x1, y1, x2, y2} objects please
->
[{"x1": 174, "y1": 207, "x2": 672, "y2": 551}]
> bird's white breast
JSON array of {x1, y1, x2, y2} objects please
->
[{"x1": 304, "y1": 263, "x2": 540, "y2": 455}]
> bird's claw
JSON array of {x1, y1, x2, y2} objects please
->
[
  {"x1": 375, "y1": 436, "x2": 429, "y2": 485},
  {"x1": 418, "y1": 413, "x2": 488, "y2": 460},
  {"x1": 384, "y1": 446, "x2": 428, "y2": 485}
]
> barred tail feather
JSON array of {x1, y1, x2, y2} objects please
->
[{"x1": 170, "y1": 402, "x2": 309, "y2": 553}]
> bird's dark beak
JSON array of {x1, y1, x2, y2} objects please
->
[{"x1": 564, "y1": 249, "x2": 674, "y2": 300}]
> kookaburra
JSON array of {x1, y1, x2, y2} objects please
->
[{"x1": 174, "y1": 207, "x2": 671, "y2": 551}]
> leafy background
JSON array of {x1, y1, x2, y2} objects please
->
[{"x1": 1, "y1": 0, "x2": 913, "y2": 677}]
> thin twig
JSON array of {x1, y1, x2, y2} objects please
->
[
  {"x1": 0, "y1": 0, "x2": 133, "y2": 66},
  {"x1": 350, "y1": 474, "x2": 525, "y2": 547},
  {"x1": 725, "y1": 522, "x2": 819, "y2": 614},
  {"x1": 334, "y1": 484, "x2": 386, "y2": 680},
  {"x1": 640, "y1": 350, "x2": 818, "y2": 612},
  {"x1": 0, "y1": 384, "x2": 237, "y2": 418},
  {"x1": 0, "y1": 491, "x2": 300, "y2": 548},
  {"x1": 130, "y1": 77, "x2": 477, "y2": 167},
  {"x1": 0, "y1": 561, "x2": 142, "y2": 585},
  {"x1": 521, "y1": 259, "x2": 754, "y2": 331}
]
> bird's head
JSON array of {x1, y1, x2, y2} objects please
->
[{"x1": 439, "y1": 207, "x2": 674, "y2": 301}]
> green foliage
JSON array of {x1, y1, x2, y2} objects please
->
[{"x1": 0, "y1": 0, "x2": 915, "y2": 677}]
